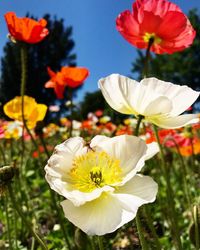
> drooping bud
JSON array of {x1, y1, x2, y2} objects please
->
[{"x1": 0, "y1": 165, "x2": 16, "y2": 196}]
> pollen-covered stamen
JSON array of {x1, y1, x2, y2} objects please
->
[
  {"x1": 68, "y1": 151, "x2": 122, "y2": 192},
  {"x1": 143, "y1": 32, "x2": 162, "y2": 44},
  {"x1": 90, "y1": 168, "x2": 103, "y2": 186}
]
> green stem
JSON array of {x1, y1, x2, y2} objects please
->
[
  {"x1": 134, "y1": 115, "x2": 144, "y2": 136},
  {"x1": 135, "y1": 212, "x2": 149, "y2": 250},
  {"x1": 8, "y1": 184, "x2": 48, "y2": 250},
  {"x1": 0, "y1": 143, "x2": 7, "y2": 165},
  {"x1": 5, "y1": 195, "x2": 13, "y2": 250},
  {"x1": 20, "y1": 45, "x2": 38, "y2": 150},
  {"x1": 97, "y1": 236, "x2": 104, "y2": 250},
  {"x1": 31, "y1": 237, "x2": 35, "y2": 250},
  {"x1": 20, "y1": 45, "x2": 27, "y2": 116},
  {"x1": 193, "y1": 205, "x2": 199, "y2": 250},
  {"x1": 38, "y1": 134, "x2": 72, "y2": 249},
  {"x1": 68, "y1": 89, "x2": 73, "y2": 137},
  {"x1": 143, "y1": 37, "x2": 154, "y2": 78},
  {"x1": 153, "y1": 125, "x2": 182, "y2": 250},
  {"x1": 50, "y1": 190, "x2": 72, "y2": 250},
  {"x1": 143, "y1": 206, "x2": 162, "y2": 250},
  {"x1": 163, "y1": 137, "x2": 191, "y2": 207},
  {"x1": 90, "y1": 237, "x2": 96, "y2": 250},
  {"x1": 134, "y1": 115, "x2": 150, "y2": 249}
]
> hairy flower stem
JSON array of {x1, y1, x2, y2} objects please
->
[
  {"x1": 163, "y1": 137, "x2": 191, "y2": 207},
  {"x1": 38, "y1": 135, "x2": 73, "y2": 249},
  {"x1": 134, "y1": 116, "x2": 150, "y2": 250},
  {"x1": 143, "y1": 37, "x2": 154, "y2": 78},
  {"x1": 134, "y1": 115, "x2": 144, "y2": 136},
  {"x1": 68, "y1": 89, "x2": 74, "y2": 137},
  {"x1": 97, "y1": 236, "x2": 104, "y2": 250},
  {"x1": 193, "y1": 205, "x2": 199, "y2": 250},
  {"x1": 20, "y1": 45, "x2": 38, "y2": 150},
  {"x1": 135, "y1": 213, "x2": 149, "y2": 250},
  {"x1": 8, "y1": 184, "x2": 48, "y2": 250},
  {"x1": 153, "y1": 125, "x2": 182, "y2": 250},
  {"x1": 20, "y1": 45, "x2": 27, "y2": 168},
  {"x1": 143, "y1": 206, "x2": 162, "y2": 250},
  {"x1": 49, "y1": 190, "x2": 72, "y2": 250},
  {"x1": 5, "y1": 196, "x2": 13, "y2": 250}
]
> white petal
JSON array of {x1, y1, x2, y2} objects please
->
[
  {"x1": 60, "y1": 175, "x2": 158, "y2": 236},
  {"x1": 48, "y1": 137, "x2": 86, "y2": 173},
  {"x1": 141, "y1": 78, "x2": 200, "y2": 116},
  {"x1": 151, "y1": 114, "x2": 200, "y2": 129},
  {"x1": 145, "y1": 142, "x2": 159, "y2": 160},
  {"x1": 61, "y1": 191, "x2": 140, "y2": 236},
  {"x1": 90, "y1": 135, "x2": 110, "y2": 147},
  {"x1": 91, "y1": 135, "x2": 147, "y2": 179},
  {"x1": 115, "y1": 174, "x2": 158, "y2": 203},
  {"x1": 98, "y1": 74, "x2": 138, "y2": 115},
  {"x1": 143, "y1": 96, "x2": 172, "y2": 116},
  {"x1": 61, "y1": 194, "x2": 120, "y2": 235}
]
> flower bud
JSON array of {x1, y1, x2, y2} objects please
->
[{"x1": 0, "y1": 165, "x2": 16, "y2": 196}]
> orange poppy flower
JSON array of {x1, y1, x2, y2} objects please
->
[
  {"x1": 4, "y1": 12, "x2": 49, "y2": 44},
  {"x1": 45, "y1": 67, "x2": 66, "y2": 99},
  {"x1": 116, "y1": 0, "x2": 196, "y2": 54},
  {"x1": 45, "y1": 66, "x2": 89, "y2": 99},
  {"x1": 60, "y1": 67, "x2": 89, "y2": 88}
]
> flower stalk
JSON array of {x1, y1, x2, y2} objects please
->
[
  {"x1": 8, "y1": 183, "x2": 48, "y2": 250},
  {"x1": 143, "y1": 37, "x2": 154, "y2": 78},
  {"x1": 97, "y1": 236, "x2": 104, "y2": 250},
  {"x1": 153, "y1": 125, "x2": 182, "y2": 250}
]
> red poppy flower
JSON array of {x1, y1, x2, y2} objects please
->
[
  {"x1": 116, "y1": 0, "x2": 196, "y2": 54},
  {"x1": 4, "y1": 12, "x2": 49, "y2": 44},
  {"x1": 45, "y1": 67, "x2": 65, "y2": 99},
  {"x1": 61, "y1": 67, "x2": 89, "y2": 88}
]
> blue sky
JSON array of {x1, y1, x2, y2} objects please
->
[{"x1": 0, "y1": 0, "x2": 200, "y2": 102}]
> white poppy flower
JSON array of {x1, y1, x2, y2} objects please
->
[
  {"x1": 98, "y1": 75, "x2": 200, "y2": 129},
  {"x1": 45, "y1": 135, "x2": 158, "y2": 235}
]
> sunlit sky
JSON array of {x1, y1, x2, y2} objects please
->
[{"x1": 0, "y1": 0, "x2": 200, "y2": 102}]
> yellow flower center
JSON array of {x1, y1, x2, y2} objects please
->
[
  {"x1": 143, "y1": 32, "x2": 162, "y2": 44},
  {"x1": 68, "y1": 151, "x2": 122, "y2": 192}
]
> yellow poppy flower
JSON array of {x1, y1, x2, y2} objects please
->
[{"x1": 3, "y1": 96, "x2": 47, "y2": 129}]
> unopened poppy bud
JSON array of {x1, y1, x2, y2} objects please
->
[{"x1": 0, "y1": 165, "x2": 16, "y2": 196}]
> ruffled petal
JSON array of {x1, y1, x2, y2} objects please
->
[
  {"x1": 91, "y1": 134, "x2": 147, "y2": 181},
  {"x1": 150, "y1": 114, "x2": 200, "y2": 129},
  {"x1": 98, "y1": 74, "x2": 139, "y2": 115},
  {"x1": 115, "y1": 174, "x2": 158, "y2": 204},
  {"x1": 141, "y1": 78, "x2": 199, "y2": 116}
]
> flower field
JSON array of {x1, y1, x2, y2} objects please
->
[{"x1": 0, "y1": 0, "x2": 200, "y2": 249}]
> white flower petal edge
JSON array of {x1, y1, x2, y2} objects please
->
[
  {"x1": 141, "y1": 78, "x2": 200, "y2": 116},
  {"x1": 149, "y1": 113, "x2": 200, "y2": 129},
  {"x1": 61, "y1": 175, "x2": 158, "y2": 236},
  {"x1": 145, "y1": 142, "x2": 159, "y2": 160},
  {"x1": 98, "y1": 74, "x2": 200, "y2": 129}
]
